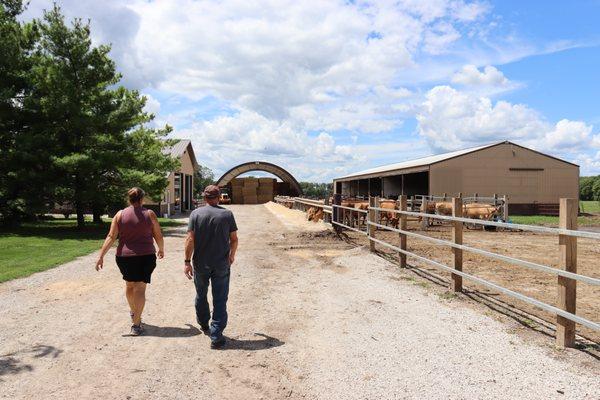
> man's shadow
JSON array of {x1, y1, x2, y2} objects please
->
[
  {"x1": 123, "y1": 324, "x2": 201, "y2": 338},
  {"x1": 221, "y1": 333, "x2": 284, "y2": 351}
]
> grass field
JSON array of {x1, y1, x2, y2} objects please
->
[
  {"x1": 0, "y1": 216, "x2": 185, "y2": 283},
  {"x1": 579, "y1": 200, "x2": 600, "y2": 214},
  {"x1": 509, "y1": 200, "x2": 600, "y2": 226},
  {"x1": 510, "y1": 215, "x2": 600, "y2": 227}
]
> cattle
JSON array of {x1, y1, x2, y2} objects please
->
[
  {"x1": 464, "y1": 203, "x2": 499, "y2": 220},
  {"x1": 340, "y1": 199, "x2": 357, "y2": 227},
  {"x1": 379, "y1": 200, "x2": 399, "y2": 228},
  {"x1": 312, "y1": 207, "x2": 324, "y2": 222},
  {"x1": 423, "y1": 200, "x2": 436, "y2": 213},
  {"x1": 434, "y1": 201, "x2": 454, "y2": 216},
  {"x1": 351, "y1": 201, "x2": 368, "y2": 227},
  {"x1": 307, "y1": 206, "x2": 324, "y2": 222},
  {"x1": 434, "y1": 201, "x2": 499, "y2": 224},
  {"x1": 307, "y1": 207, "x2": 317, "y2": 221}
]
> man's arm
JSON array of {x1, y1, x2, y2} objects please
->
[
  {"x1": 229, "y1": 231, "x2": 238, "y2": 265},
  {"x1": 184, "y1": 230, "x2": 194, "y2": 279}
]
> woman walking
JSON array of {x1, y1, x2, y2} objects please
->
[{"x1": 96, "y1": 187, "x2": 164, "y2": 335}]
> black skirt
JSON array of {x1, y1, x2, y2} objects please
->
[{"x1": 115, "y1": 254, "x2": 157, "y2": 283}]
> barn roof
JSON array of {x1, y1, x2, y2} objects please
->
[
  {"x1": 334, "y1": 141, "x2": 577, "y2": 181},
  {"x1": 162, "y1": 139, "x2": 199, "y2": 169}
]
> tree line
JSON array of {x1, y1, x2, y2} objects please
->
[
  {"x1": 1, "y1": 1, "x2": 178, "y2": 227},
  {"x1": 580, "y1": 176, "x2": 600, "y2": 201},
  {"x1": 299, "y1": 182, "x2": 332, "y2": 199}
]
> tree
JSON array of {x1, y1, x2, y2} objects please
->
[
  {"x1": 299, "y1": 182, "x2": 332, "y2": 199},
  {"x1": 592, "y1": 178, "x2": 600, "y2": 202},
  {"x1": 194, "y1": 165, "x2": 215, "y2": 197},
  {"x1": 0, "y1": 0, "x2": 48, "y2": 226},
  {"x1": 30, "y1": 5, "x2": 177, "y2": 227},
  {"x1": 579, "y1": 176, "x2": 595, "y2": 201}
]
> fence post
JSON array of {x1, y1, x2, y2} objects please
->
[
  {"x1": 368, "y1": 197, "x2": 378, "y2": 251},
  {"x1": 451, "y1": 197, "x2": 463, "y2": 292},
  {"x1": 324, "y1": 196, "x2": 331, "y2": 224},
  {"x1": 399, "y1": 195, "x2": 407, "y2": 268},
  {"x1": 420, "y1": 198, "x2": 428, "y2": 230},
  {"x1": 557, "y1": 198, "x2": 577, "y2": 348},
  {"x1": 333, "y1": 194, "x2": 342, "y2": 234},
  {"x1": 503, "y1": 195, "x2": 509, "y2": 222}
]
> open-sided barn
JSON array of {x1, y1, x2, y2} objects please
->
[{"x1": 333, "y1": 141, "x2": 579, "y2": 214}]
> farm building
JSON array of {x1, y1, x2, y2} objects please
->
[
  {"x1": 333, "y1": 141, "x2": 579, "y2": 214},
  {"x1": 216, "y1": 161, "x2": 303, "y2": 204},
  {"x1": 146, "y1": 139, "x2": 198, "y2": 216}
]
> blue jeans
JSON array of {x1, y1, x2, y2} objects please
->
[{"x1": 193, "y1": 266, "x2": 230, "y2": 342}]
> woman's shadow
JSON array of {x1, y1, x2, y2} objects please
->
[{"x1": 221, "y1": 333, "x2": 284, "y2": 351}]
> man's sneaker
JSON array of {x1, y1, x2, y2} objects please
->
[
  {"x1": 200, "y1": 323, "x2": 210, "y2": 335},
  {"x1": 130, "y1": 324, "x2": 144, "y2": 336},
  {"x1": 210, "y1": 337, "x2": 226, "y2": 349}
]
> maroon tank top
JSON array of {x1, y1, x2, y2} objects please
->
[{"x1": 116, "y1": 206, "x2": 155, "y2": 257}]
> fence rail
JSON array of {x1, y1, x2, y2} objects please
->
[{"x1": 327, "y1": 195, "x2": 598, "y2": 348}]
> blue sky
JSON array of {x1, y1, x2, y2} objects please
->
[{"x1": 23, "y1": 0, "x2": 600, "y2": 181}]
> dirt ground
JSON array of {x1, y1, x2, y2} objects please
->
[
  {"x1": 354, "y1": 218, "x2": 600, "y2": 343},
  {"x1": 0, "y1": 204, "x2": 598, "y2": 399}
]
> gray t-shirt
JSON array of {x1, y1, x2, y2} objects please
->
[{"x1": 188, "y1": 205, "x2": 238, "y2": 269}]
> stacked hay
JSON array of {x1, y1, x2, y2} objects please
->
[
  {"x1": 257, "y1": 178, "x2": 275, "y2": 203},
  {"x1": 242, "y1": 177, "x2": 259, "y2": 204},
  {"x1": 231, "y1": 178, "x2": 244, "y2": 203}
]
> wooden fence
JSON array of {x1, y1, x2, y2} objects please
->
[{"x1": 279, "y1": 194, "x2": 599, "y2": 348}]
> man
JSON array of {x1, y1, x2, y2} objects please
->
[{"x1": 184, "y1": 185, "x2": 238, "y2": 349}]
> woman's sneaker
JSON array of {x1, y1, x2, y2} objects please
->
[{"x1": 130, "y1": 324, "x2": 144, "y2": 336}]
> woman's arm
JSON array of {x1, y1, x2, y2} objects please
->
[
  {"x1": 149, "y1": 210, "x2": 164, "y2": 259},
  {"x1": 95, "y1": 211, "x2": 120, "y2": 271}
]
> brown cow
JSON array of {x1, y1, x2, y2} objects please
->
[
  {"x1": 379, "y1": 200, "x2": 399, "y2": 228},
  {"x1": 307, "y1": 206, "x2": 324, "y2": 222},
  {"x1": 314, "y1": 208, "x2": 324, "y2": 221},
  {"x1": 464, "y1": 203, "x2": 499, "y2": 220},
  {"x1": 340, "y1": 199, "x2": 357, "y2": 227},
  {"x1": 435, "y1": 201, "x2": 499, "y2": 221},
  {"x1": 354, "y1": 201, "x2": 369, "y2": 227},
  {"x1": 434, "y1": 201, "x2": 454, "y2": 216}
]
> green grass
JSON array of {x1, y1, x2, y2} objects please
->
[
  {"x1": 508, "y1": 201, "x2": 600, "y2": 227},
  {"x1": 579, "y1": 200, "x2": 600, "y2": 214},
  {"x1": 510, "y1": 215, "x2": 600, "y2": 227},
  {"x1": 0, "y1": 216, "x2": 185, "y2": 283}
]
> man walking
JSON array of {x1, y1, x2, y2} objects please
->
[{"x1": 184, "y1": 185, "x2": 238, "y2": 349}]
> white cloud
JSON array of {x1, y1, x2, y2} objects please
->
[
  {"x1": 173, "y1": 110, "x2": 364, "y2": 181},
  {"x1": 21, "y1": 1, "x2": 600, "y2": 178},
  {"x1": 416, "y1": 85, "x2": 600, "y2": 158},
  {"x1": 452, "y1": 65, "x2": 509, "y2": 87},
  {"x1": 143, "y1": 94, "x2": 161, "y2": 116}
]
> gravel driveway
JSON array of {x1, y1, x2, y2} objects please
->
[{"x1": 0, "y1": 204, "x2": 598, "y2": 399}]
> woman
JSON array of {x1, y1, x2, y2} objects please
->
[{"x1": 95, "y1": 187, "x2": 164, "y2": 336}]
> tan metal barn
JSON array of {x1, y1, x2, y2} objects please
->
[{"x1": 333, "y1": 141, "x2": 579, "y2": 214}]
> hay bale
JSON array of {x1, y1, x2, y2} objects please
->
[
  {"x1": 244, "y1": 195, "x2": 258, "y2": 204},
  {"x1": 242, "y1": 187, "x2": 257, "y2": 196}
]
